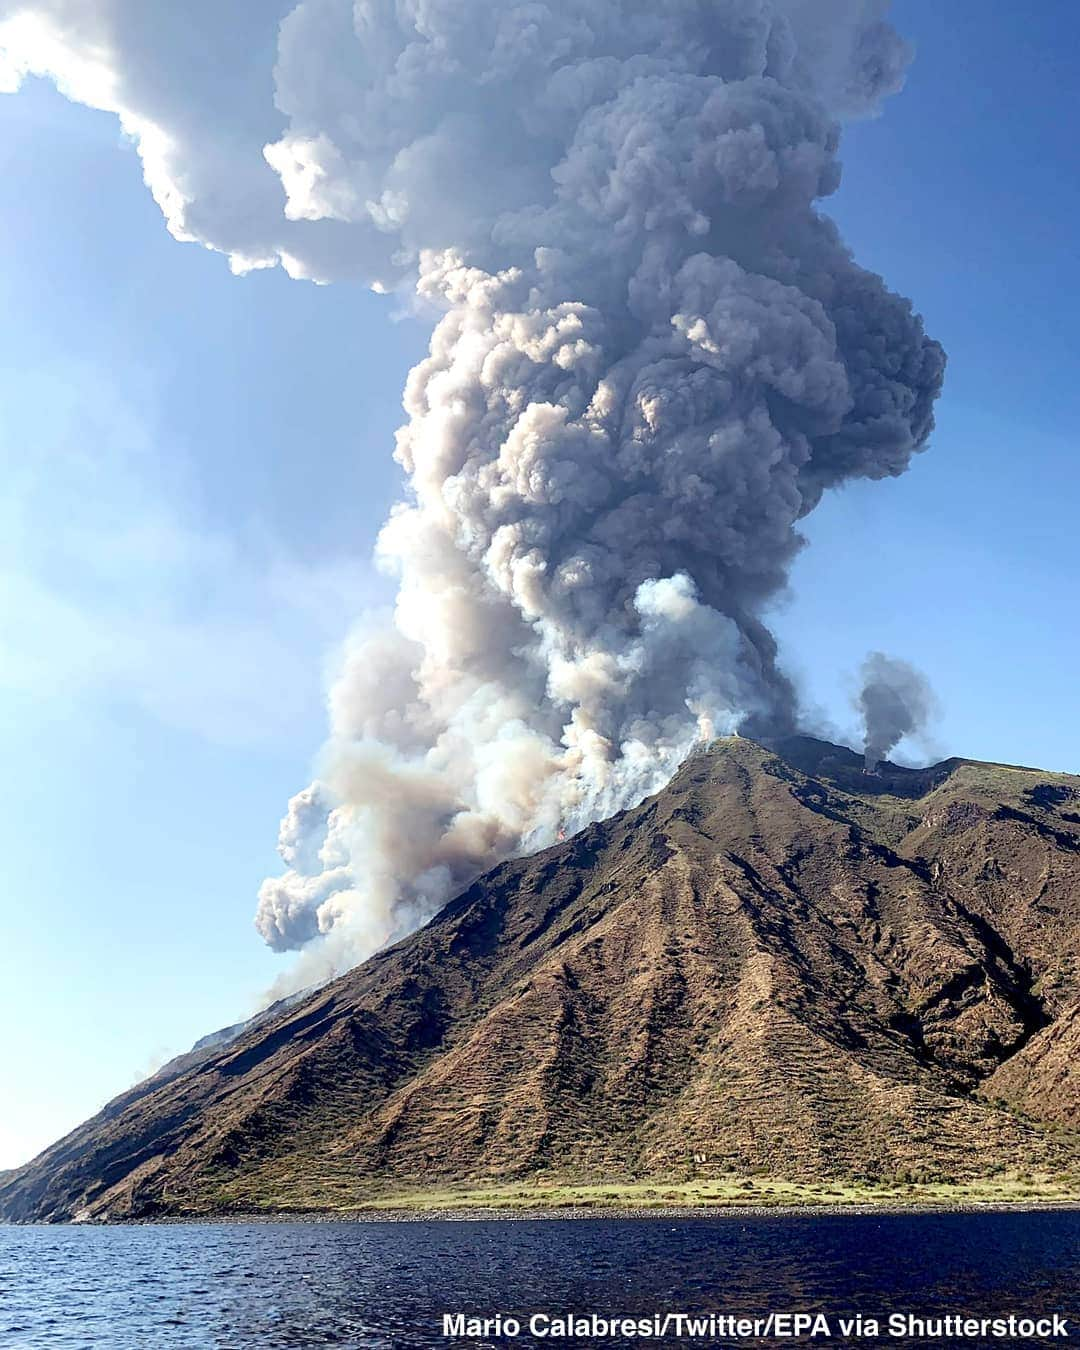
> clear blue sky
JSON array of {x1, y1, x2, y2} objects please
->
[{"x1": 1, "y1": 2, "x2": 1078, "y2": 1168}]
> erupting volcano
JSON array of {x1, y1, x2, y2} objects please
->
[
  {"x1": 227, "y1": 0, "x2": 949, "y2": 987},
  {"x1": 3, "y1": 735, "x2": 1079, "y2": 1222}
]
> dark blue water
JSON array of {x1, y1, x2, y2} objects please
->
[{"x1": 0, "y1": 1212, "x2": 1077, "y2": 1349}]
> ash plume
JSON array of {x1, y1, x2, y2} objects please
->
[
  {"x1": 0, "y1": 1, "x2": 946, "y2": 981},
  {"x1": 858, "y1": 652, "x2": 936, "y2": 769}
]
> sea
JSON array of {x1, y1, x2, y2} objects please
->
[{"x1": 0, "y1": 1211, "x2": 1077, "y2": 1349}]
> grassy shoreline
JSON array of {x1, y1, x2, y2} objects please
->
[
  {"x1": 146, "y1": 1201, "x2": 1080, "y2": 1226},
  {"x1": 86, "y1": 1173, "x2": 1080, "y2": 1225}
]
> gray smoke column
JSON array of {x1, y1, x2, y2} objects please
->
[
  {"x1": 0, "y1": 0, "x2": 946, "y2": 982},
  {"x1": 259, "y1": 0, "x2": 946, "y2": 981},
  {"x1": 252, "y1": 0, "x2": 945, "y2": 984},
  {"x1": 858, "y1": 652, "x2": 936, "y2": 769}
]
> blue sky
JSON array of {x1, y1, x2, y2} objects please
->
[
  {"x1": 2, "y1": 2, "x2": 1079, "y2": 1169},
  {"x1": 769, "y1": 2, "x2": 1080, "y2": 772},
  {"x1": 0, "y1": 77, "x2": 425, "y2": 1167}
]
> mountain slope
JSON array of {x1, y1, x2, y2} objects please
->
[{"x1": 3, "y1": 736, "x2": 1080, "y2": 1221}]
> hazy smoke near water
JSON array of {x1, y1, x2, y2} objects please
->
[
  {"x1": 0, "y1": 1, "x2": 945, "y2": 984},
  {"x1": 858, "y1": 651, "x2": 936, "y2": 769}
]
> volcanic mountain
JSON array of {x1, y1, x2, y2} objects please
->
[{"x1": 4, "y1": 735, "x2": 1080, "y2": 1222}]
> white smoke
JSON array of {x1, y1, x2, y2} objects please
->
[{"x1": 1, "y1": 1, "x2": 946, "y2": 979}]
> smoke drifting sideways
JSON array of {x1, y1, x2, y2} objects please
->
[
  {"x1": 0, "y1": 0, "x2": 946, "y2": 986},
  {"x1": 858, "y1": 652, "x2": 937, "y2": 770}
]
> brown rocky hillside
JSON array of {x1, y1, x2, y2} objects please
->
[{"x1": 3, "y1": 735, "x2": 1079, "y2": 1221}]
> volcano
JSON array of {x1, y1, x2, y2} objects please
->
[{"x1": 3, "y1": 735, "x2": 1079, "y2": 1222}]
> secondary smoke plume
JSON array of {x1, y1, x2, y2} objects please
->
[
  {"x1": 858, "y1": 651, "x2": 936, "y2": 770},
  {"x1": 1, "y1": 1, "x2": 945, "y2": 981}
]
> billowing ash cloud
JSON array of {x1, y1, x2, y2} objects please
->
[
  {"x1": 1, "y1": 1, "x2": 945, "y2": 980},
  {"x1": 858, "y1": 652, "x2": 936, "y2": 769}
]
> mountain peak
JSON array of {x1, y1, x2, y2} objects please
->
[
  {"x1": 3, "y1": 736, "x2": 1079, "y2": 1220},
  {"x1": 688, "y1": 732, "x2": 1067, "y2": 805}
]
